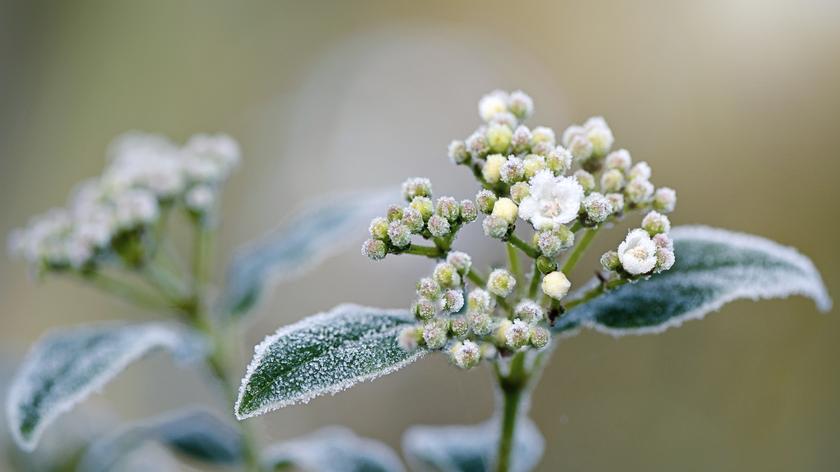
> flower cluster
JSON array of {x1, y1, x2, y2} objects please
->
[
  {"x1": 8, "y1": 132, "x2": 240, "y2": 272},
  {"x1": 601, "y1": 211, "x2": 675, "y2": 277}
]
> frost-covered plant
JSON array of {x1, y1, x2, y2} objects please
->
[{"x1": 5, "y1": 91, "x2": 832, "y2": 472}]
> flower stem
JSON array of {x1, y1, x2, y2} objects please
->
[
  {"x1": 527, "y1": 261, "x2": 541, "y2": 299},
  {"x1": 561, "y1": 227, "x2": 600, "y2": 276},
  {"x1": 76, "y1": 271, "x2": 175, "y2": 312},
  {"x1": 403, "y1": 244, "x2": 444, "y2": 258},
  {"x1": 507, "y1": 234, "x2": 539, "y2": 259},
  {"x1": 565, "y1": 278, "x2": 629, "y2": 309},
  {"x1": 506, "y1": 243, "x2": 523, "y2": 296},
  {"x1": 495, "y1": 352, "x2": 528, "y2": 472}
]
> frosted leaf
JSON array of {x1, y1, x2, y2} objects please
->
[
  {"x1": 554, "y1": 225, "x2": 832, "y2": 336},
  {"x1": 235, "y1": 304, "x2": 424, "y2": 420},
  {"x1": 218, "y1": 189, "x2": 398, "y2": 319},
  {"x1": 402, "y1": 417, "x2": 544, "y2": 472},
  {"x1": 263, "y1": 426, "x2": 404, "y2": 472},
  {"x1": 77, "y1": 408, "x2": 243, "y2": 472},
  {"x1": 6, "y1": 322, "x2": 206, "y2": 451}
]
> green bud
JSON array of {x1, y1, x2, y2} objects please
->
[
  {"x1": 467, "y1": 288, "x2": 494, "y2": 313},
  {"x1": 449, "y1": 340, "x2": 481, "y2": 369},
  {"x1": 529, "y1": 326, "x2": 550, "y2": 349},
  {"x1": 482, "y1": 215, "x2": 509, "y2": 240},
  {"x1": 475, "y1": 189, "x2": 498, "y2": 214},
  {"x1": 641, "y1": 211, "x2": 671, "y2": 236},
  {"x1": 434, "y1": 262, "x2": 461, "y2": 288},
  {"x1": 487, "y1": 269, "x2": 516, "y2": 297},
  {"x1": 509, "y1": 182, "x2": 530, "y2": 204},
  {"x1": 511, "y1": 126, "x2": 532, "y2": 154},
  {"x1": 368, "y1": 217, "x2": 389, "y2": 240},
  {"x1": 536, "y1": 255, "x2": 557, "y2": 274},
  {"x1": 468, "y1": 311, "x2": 494, "y2": 336},
  {"x1": 386, "y1": 205, "x2": 403, "y2": 222},
  {"x1": 600, "y1": 250, "x2": 621, "y2": 271},
  {"x1": 413, "y1": 298, "x2": 438, "y2": 321},
  {"x1": 446, "y1": 251, "x2": 472, "y2": 275},
  {"x1": 574, "y1": 170, "x2": 596, "y2": 193},
  {"x1": 423, "y1": 319, "x2": 449, "y2": 350},
  {"x1": 545, "y1": 147, "x2": 572, "y2": 175},
  {"x1": 435, "y1": 196, "x2": 460, "y2": 223},
  {"x1": 416, "y1": 277, "x2": 441, "y2": 299},
  {"x1": 387, "y1": 221, "x2": 411, "y2": 248},
  {"x1": 600, "y1": 169, "x2": 625, "y2": 193},
  {"x1": 402, "y1": 207, "x2": 425, "y2": 233},
  {"x1": 459, "y1": 200, "x2": 478, "y2": 223},
  {"x1": 449, "y1": 316, "x2": 469, "y2": 337},
  {"x1": 401, "y1": 177, "x2": 433, "y2": 201},
  {"x1": 652, "y1": 187, "x2": 677, "y2": 213},
  {"x1": 427, "y1": 214, "x2": 451, "y2": 238},
  {"x1": 486, "y1": 123, "x2": 513, "y2": 153},
  {"x1": 523, "y1": 154, "x2": 546, "y2": 179},
  {"x1": 410, "y1": 196, "x2": 434, "y2": 221},
  {"x1": 361, "y1": 239, "x2": 387, "y2": 261},
  {"x1": 441, "y1": 289, "x2": 465, "y2": 313},
  {"x1": 448, "y1": 140, "x2": 469, "y2": 165}
]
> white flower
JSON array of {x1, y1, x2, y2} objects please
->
[
  {"x1": 104, "y1": 132, "x2": 184, "y2": 197},
  {"x1": 518, "y1": 170, "x2": 583, "y2": 230},
  {"x1": 478, "y1": 90, "x2": 509, "y2": 122},
  {"x1": 185, "y1": 185, "x2": 216, "y2": 212},
  {"x1": 618, "y1": 229, "x2": 658, "y2": 275}
]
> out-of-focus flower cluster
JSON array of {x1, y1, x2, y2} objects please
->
[{"x1": 8, "y1": 133, "x2": 240, "y2": 273}]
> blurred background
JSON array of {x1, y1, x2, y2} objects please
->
[{"x1": 1, "y1": 0, "x2": 839, "y2": 470}]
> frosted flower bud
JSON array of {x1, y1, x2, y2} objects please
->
[
  {"x1": 618, "y1": 228, "x2": 658, "y2": 275},
  {"x1": 491, "y1": 197, "x2": 518, "y2": 225},
  {"x1": 530, "y1": 141, "x2": 554, "y2": 157},
  {"x1": 386, "y1": 205, "x2": 404, "y2": 222},
  {"x1": 545, "y1": 147, "x2": 573, "y2": 175},
  {"x1": 413, "y1": 298, "x2": 438, "y2": 321},
  {"x1": 435, "y1": 196, "x2": 460, "y2": 223},
  {"x1": 505, "y1": 319, "x2": 530, "y2": 350},
  {"x1": 542, "y1": 271, "x2": 571, "y2": 300},
  {"x1": 410, "y1": 196, "x2": 434, "y2": 221},
  {"x1": 486, "y1": 123, "x2": 513, "y2": 154},
  {"x1": 531, "y1": 126, "x2": 556, "y2": 147},
  {"x1": 468, "y1": 311, "x2": 494, "y2": 336},
  {"x1": 514, "y1": 300, "x2": 544, "y2": 324},
  {"x1": 629, "y1": 162, "x2": 652, "y2": 181},
  {"x1": 600, "y1": 250, "x2": 621, "y2": 271},
  {"x1": 114, "y1": 189, "x2": 158, "y2": 229},
  {"x1": 561, "y1": 125, "x2": 586, "y2": 148},
  {"x1": 529, "y1": 326, "x2": 550, "y2": 350},
  {"x1": 653, "y1": 233, "x2": 673, "y2": 250},
  {"x1": 625, "y1": 178, "x2": 654, "y2": 205},
  {"x1": 417, "y1": 277, "x2": 441, "y2": 299},
  {"x1": 508, "y1": 90, "x2": 534, "y2": 119},
  {"x1": 606, "y1": 193, "x2": 625, "y2": 214},
  {"x1": 653, "y1": 187, "x2": 677, "y2": 213},
  {"x1": 518, "y1": 171, "x2": 584, "y2": 230},
  {"x1": 185, "y1": 185, "x2": 215, "y2": 212},
  {"x1": 387, "y1": 221, "x2": 411, "y2": 248},
  {"x1": 479, "y1": 90, "x2": 509, "y2": 122},
  {"x1": 584, "y1": 117, "x2": 614, "y2": 157},
  {"x1": 522, "y1": 154, "x2": 547, "y2": 179},
  {"x1": 600, "y1": 169, "x2": 625, "y2": 193},
  {"x1": 442, "y1": 289, "x2": 465, "y2": 314},
  {"x1": 493, "y1": 319, "x2": 512, "y2": 346},
  {"x1": 480, "y1": 342, "x2": 498, "y2": 360},
  {"x1": 490, "y1": 112, "x2": 518, "y2": 129},
  {"x1": 448, "y1": 140, "x2": 469, "y2": 164},
  {"x1": 449, "y1": 316, "x2": 469, "y2": 338},
  {"x1": 446, "y1": 251, "x2": 472, "y2": 275},
  {"x1": 509, "y1": 182, "x2": 530, "y2": 204},
  {"x1": 402, "y1": 207, "x2": 425, "y2": 233},
  {"x1": 423, "y1": 319, "x2": 450, "y2": 350},
  {"x1": 475, "y1": 189, "x2": 497, "y2": 214},
  {"x1": 655, "y1": 247, "x2": 676, "y2": 273},
  {"x1": 369, "y1": 217, "x2": 389, "y2": 240},
  {"x1": 482, "y1": 154, "x2": 506, "y2": 184},
  {"x1": 487, "y1": 269, "x2": 516, "y2": 297},
  {"x1": 582, "y1": 192, "x2": 612, "y2": 224},
  {"x1": 468, "y1": 288, "x2": 495, "y2": 313},
  {"x1": 641, "y1": 211, "x2": 671, "y2": 236},
  {"x1": 450, "y1": 340, "x2": 481, "y2": 369},
  {"x1": 402, "y1": 177, "x2": 433, "y2": 201},
  {"x1": 500, "y1": 157, "x2": 525, "y2": 184},
  {"x1": 574, "y1": 170, "x2": 596, "y2": 193},
  {"x1": 398, "y1": 326, "x2": 422, "y2": 351},
  {"x1": 536, "y1": 255, "x2": 557, "y2": 274},
  {"x1": 605, "y1": 149, "x2": 632, "y2": 172},
  {"x1": 434, "y1": 262, "x2": 461, "y2": 288},
  {"x1": 466, "y1": 130, "x2": 489, "y2": 159},
  {"x1": 482, "y1": 215, "x2": 510, "y2": 239},
  {"x1": 568, "y1": 135, "x2": 593, "y2": 162},
  {"x1": 511, "y1": 126, "x2": 532, "y2": 154},
  {"x1": 362, "y1": 239, "x2": 387, "y2": 260},
  {"x1": 459, "y1": 200, "x2": 478, "y2": 223},
  {"x1": 536, "y1": 226, "x2": 573, "y2": 258}
]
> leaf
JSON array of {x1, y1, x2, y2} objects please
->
[
  {"x1": 76, "y1": 408, "x2": 243, "y2": 472},
  {"x1": 263, "y1": 426, "x2": 404, "y2": 472},
  {"x1": 219, "y1": 189, "x2": 398, "y2": 319},
  {"x1": 5, "y1": 322, "x2": 205, "y2": 451},
  {"x1": 402, "y1": 417, "x2": 544, "y2": 472},
  {"x1": 555, "y1": 225, "x2": 832, "y2": 336},
  {"x1": 235, "y1": 304, "x2": 424, "y2": 420}
]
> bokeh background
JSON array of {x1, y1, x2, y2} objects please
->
[{"x1": 1, "y1": 0, "x2": 839, "y2": 470}]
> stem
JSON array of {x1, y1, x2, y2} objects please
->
[
  {"x1": 507, "y1": 234, "x2": 539, "y2": 259},
  {"x1": 495, "y1": 352, "x2": 528, "y2": 472},
  {"x1": 76, "y1": 271, "x2": 175, "y2": 312},
  {"x1": 560, "y1": 227, "x2": 600, "y2": 276},
  {"x1": 142, "y1": 262, "x2": 189, "y2": 303},
  {"x1": 506, "y1": 243, "x2": 523, "y2": 296},
  {"x1": 403, "y1": 244, "x2": 444, "y2": 258},
  {"x1": 527, "y1": 261, "x2": 540, "y2": 299},
  {"x1": 565, "y1": 278, "x2": 629, "y2": 309},
  {"x1": 466, "y1": 268, "x2": 487, "y2": 287}
]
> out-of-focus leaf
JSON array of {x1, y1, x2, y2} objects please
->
[
  {"x1": 235, "y1": 304, "x2": 424, "y2": 420},
  {"x1": 219, "y1": 189, "x2": 397, "y2": 319},
  {"x1": 264, "y1": 426, "x2": 404, "y2": 472},
  {"x1": 555, "y1": 225, "x2": 831, "y2": 336},
  {"x1": 6, "y1": 323, "x2": 205, "y2": 451}
]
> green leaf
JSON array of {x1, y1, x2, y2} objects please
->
[
  {"x1": 235, "y1": 304, "x2": 424, "y2": 420},
  {"x1": 6, "y1": 323, "x2": 205, "y2": 451},
  {"x1": 264, "y1": 426, "x2": 404, "y2": 472},
  {"x1": 402, "y1": 417, "x2": 544, "y2": 472},
  {"x1": 218, "y1": 189, "x2": 397, "y2": 319},
  {"x1": 555, "y1": 225, "x2": 832, "y2": 335},
  {"x1": 76, "y1": 408, "x2": 243, "y2": 472}
]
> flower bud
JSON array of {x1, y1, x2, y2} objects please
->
[
  {"x1": 386, "y1": 205, "x2": 403, "y2": 222},
  {"x1": 606, "y1": 193, "x2": 625, "y2": 214},
  {"x1": 522, "y1": 154, "x2": 546, "y2": 179},
  {"x1": 582, "y1": 192, "x2": 612, "y2": 224},
  {"x1": 487, "y1": 269, "x2": 516, "y2": 297},
  {"x1": 446, "y1": 251, "x2": 472, "y2": 275},
  {"x1": 466, "y1": 130, "x2": 489, "y2": 159},
  {"x1": 514, "y1": 300, "x2": 544, "y2": 324},
  {"x1": 500, "y1": 157, "x2": 525, "y2": 184},
  {"x1": 629, "y1": 162, "x2": 652, "y2": 181},
  {"x1": 653, "y1": 233, "x2": 673, "y2": 250},
  {"x1": 410, "y1": 196, "x2": 434, "y2": 221},
  {"x1": 475, "y1": 189, "x2": 497, "y2": 214},
  {"x1": 398, "y1": 326, "x2": 422, "y2": 351},
  {"x1": 413, "y1": 298, "x2": 438, "y2": 321},
  {"x1": 531, "y1": 141, "x2": 553, "y2": 157},
  {"x1": 605, "y1": 149, "x2": 632, "y2": 172},
  {"x1": 584, "y1": 117, "x2": 614, "y2": 157},
  {"x1": 402, "y1": 177, "x2": 433, "y2": 201},
  {"x1": 468, "y1": 288, "x2": 495, "y2": 313},
  {"x1": 508, "y1": 90, "x2": 534, "y2": 119},
  {"x1": 434, "y1": 262, "x2": 461, "y2": 288},
  {"x1": 542, "y1": 271, "x2": 571, "y2": 300},
  {"x1": 482, "y1": 215, "x2": 510, "y2": 239},
  {"x1": 561, "y1": 125, "x2": 585, "y2": 148},
  {"x1": 536, "y1": 255, "x2": 557, "y2": 274},
  {"x1": 653, "y1": 187, "x2": 677, "y2": 213},
  {"x1": 450, "y1": 340, "x2": 481, "y2": 369},
  {"x1": 655, "y1": 247, "x2": 676, "y2": 273},
  {"x1": 423, "y1": 319, "x2": 449, "y2": 350},
  {"x1": 442, "y1": 289, "x2": 465, "y2": 313},
  {"x1": 505, "y1": 319, "x2": 530, "y2": 350},
  {"x1": 625, "y1": 178, "x2": 654, "y2": 205},
  {"x1": 568, "y1": 135, "x2": 593, "y2": 162},
  {"x1": 417, "y1": 277, "x2": 441, "y2": 299},
  {"x1": 641, "y1": 211, "x2": 671, "y2": 236},
  {"x1": 491, "y1": 112, "x2": 518, "y2": 130},
  {"x1": 600, "y1": 169, "x2": 625, "y2": 193},
  {"x1": 479, "y1": 90, "x2": 508, "y2": 122},
  {"x1": 509, "y1": 182, "x2": 530, "y2": 205},
  {"x1": 369, "y1": 217, "x2": 389, "y2": 240},
  {"x1": 491, "y1": 197, "x2": 518, "y2": 225},
  {"x1": 468, "y1": 311, "x2": 494, "y2": 336},
  {"x1": 402, "y1": 207, "x2": 425, "y2": 233},
  {"x1": 536, "y1": 231, "x2": 562, "y2": 258},
  {"x1": 435, "y1": 196, "x2": 460, "y2": 223},
  {"x1": 448, "y1": 140, "x2": 469, "y2": 164},
  {"x1": 511, "y1": 126, "x2": 532, "y2": 154},
  {"x1": 600, "y1": 250, "x2": 621, "y2": 271},
  {"x1": 529, "y1": 326, "x2": 550, "y2": 350},
  {"x1": 449, "y1": 316, "x2": 469, "y2": 337},
  {"x1": 361, "y1": 239, "x2": 387, "y2": 260},
  {"x1": 387, "y1": 221, "x2": 411, "y2": 248},
  {"x1": 574, "y1": 170, "x2": 596, "y2": 193},
  {"x1": 531, "y1": 126, "x2": 556, "y2": 147},
  {"x1": 459, "y1": 200, "x2": 478, "y2": 222},
  {"x1": 482, "y1": 154, "x2": 506, "y2": 184},
  {"x1": 480, "y1": 343, "x2": 498, "y2": 360},
  {"x1": 546, "y1": 147, "x2": 573, "y2": 175},
  {"x1": 427, "y1": 214, "x2": 451, "y2": 237},
  {"x1": 185, "y1": 185, "x2": 215, "y2": 213},
  {"x1": 494, "y1": 319, "x2": 513, "y2": 347},
  {"x1": 487, "y1": 123, "x2": 513, "y2": 154}
]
